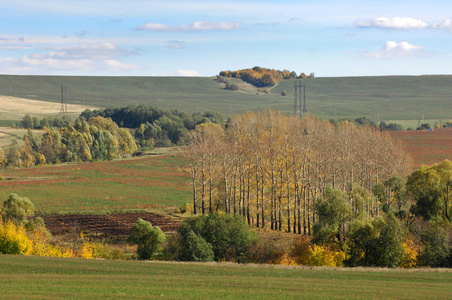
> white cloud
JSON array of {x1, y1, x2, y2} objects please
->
[
  {"x1": 0, "y1": 42, "x2": 141, "y2": 74},
  {"x1": 177, "y1": 70, "x2": 201, "y2": 76},
  {"x1": 104, "y1": 59, "x2": 140, "y2": 70},
  {"x1": 137, "y1": 21, "x2": 241, "y2": 32},
  {"x1": 354, "y1": 17, "x2": 429, "y2": 29},
  {"x1": 42, "y1": 42, "x2": 133, "y2": 60},
  {"x1": 432, "y1": 18, "x2": 452, "y2": 32},
  {"x1": 364, "y1": 41, "x2": 425, "y2": 59}
]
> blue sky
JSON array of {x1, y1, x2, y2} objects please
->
[{"x1": 1, "y1": 0, "x2": 452, "y2": 77}]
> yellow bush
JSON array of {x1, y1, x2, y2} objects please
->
[
  {"x1": 0, "y1": 220, "x2": 33, "y2": 255},
  {"x1": 79, "y1": 241, "x2": 126, "y2": 260},
  {"x1": 400, "y1": 239, "x2": 418, "y2": 268},
  {"x1": 80, "y1": 241, "x2": 97, "y2": 259},
  {"x1": 309, "y1": 245, "x2": 346, "y2": 267},
  {"x1": 274, "y1": 252, "x2": 297, "y2": 266}
]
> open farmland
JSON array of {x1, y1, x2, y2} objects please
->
[
  {"x1": 0, "y1": 152, "x2": 191, "y2": 215},
  {"x1": 1, "y1": 75, "x2": 452, "y2": 121},
  {"x1": 391, "y1": 128, "x2": 452, "y2": 167},
  {"x1": 1, "y1": 255, "x2": 451, "y2": 299},
  {"x1": 0, "y1": 95, "x2": 95, "y2": 122}
]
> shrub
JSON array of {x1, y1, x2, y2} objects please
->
[
  {"x1": 346, "y1": 214, "x2": 405, "y2": 267},
  {"x1": 0, "y1": 220, "x2": 33, "y2": 255},
  {"x1": 273, "y1": 252, "x2": 297, "y2": 266},
  {"x1": 400, "y1": 239, "x2": 419, "y2": 268},
  {"x1": 309, "y1": 245, "x2": 346, "y2": 267},
  {"x1": 242, "y1": 242, "x2": 282, "y2": 264},
  {"x1": 419, "y1": 221, "x2": 450, "y2": 267},
  {"x1": 127, "y1": 218, "x2": 166, "y2": 260},
  {"x1": 1, "y1": 193, "x2": 34, "y2": 226},
  {"x1": 179, "y1": 230, "x2": 214, "y2": 262},
  {"x1": 291, "y1": 236, "x2": 312, "y2": 265},
  {"x1": 172, "y1": 213, "x2": 258, "y2": 262}
]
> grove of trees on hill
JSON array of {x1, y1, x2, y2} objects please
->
[{"x1": 219, "y1": 66, "x2": 313, "y2": 87}]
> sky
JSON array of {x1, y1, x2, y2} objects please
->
[{"x1": 1, "y1": 0, "x2": 452, "y2": 77}]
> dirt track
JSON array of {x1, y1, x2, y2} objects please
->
[{"x1": 42, "y1": 213, "x2": 181, "y2": 237}]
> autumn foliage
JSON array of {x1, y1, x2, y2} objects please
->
[
  {"x1": 219, "y1": 66, "x2": 307, "y2": 87},
  {"x1": 182, "y1": 110, "x2": 412, "y2": 234}
]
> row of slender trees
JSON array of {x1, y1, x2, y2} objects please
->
[{"x1": 182, "y1": 111, "x2": 412, "y2": 234}]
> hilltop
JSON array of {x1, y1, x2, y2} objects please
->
[{"x1": 0, "y1": 74, "x2": 451, "y2": 123}]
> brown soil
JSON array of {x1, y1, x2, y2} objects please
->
[{"x1": 42, "y1": 213, "x2": 181, "y2": 238}]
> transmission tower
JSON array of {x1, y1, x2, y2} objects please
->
[
  {"x1": 60, "y1": 83, "x2": 67, "y2": 114},
  {"x1": 293, "y1": 81, "x2": 306, "y2": 117}
]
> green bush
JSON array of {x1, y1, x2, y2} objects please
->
[
  {"x1": 172, "y1": 213, "x2": 258, "y2": 262},
  {"x1": 127, "y1": 218, "x2": 166, "y2": 260},
  {"x1": 419, "y1": 221, "x2": 451, "y2": 267},
  {"x1": 1, "y1": 193, "x2": 34, "y2": 226},
  {"x1": 178, "y1": 229, "x2": 214, "y2": 262},
  {"x1": 346, "y1": 214, "x2": 405, "y2": 267}
]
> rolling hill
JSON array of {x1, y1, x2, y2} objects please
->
[{"x1": 0, "y1": 74, "x2": 451, "y2": 122}]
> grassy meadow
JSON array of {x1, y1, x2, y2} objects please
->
[
  {"x1": 1, "y1": 255, "x2": 451, "y2": 299},
  {"x1": 0, "y1": 152, "x2": 191, "y2": 215},
  {"x1": 1, "y1": 75, "x2": 452, "y2": 122}
]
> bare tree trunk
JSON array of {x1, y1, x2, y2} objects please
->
[
  {"x1": 247, "y1": 171, "x2": 251, "y2": 225},
  {"x1": 261, "y1": 178, "x2": 265, "y2": 228},
  {"x1": 192, "y1": 176, "x2": 197, "y2": 215},
  {"x1": 256, "y1": 170, "x2": 260, "y2": 227},
  {"x1": 201, "y1": 168, "x2": 205, "y2": 214}
]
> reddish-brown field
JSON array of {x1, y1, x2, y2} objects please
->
[
  {"x1": 391, "y1": 128, "x2": 452, "y2": 167},
  {"x1": 42, "y1": 212, "x2": 181, "y2": 238}
]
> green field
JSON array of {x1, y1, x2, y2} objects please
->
[
  {"x1": 1, "y1": 74, "x2": 452, "y2": 122},
  {"x1": 0, "y1": 152, "x2": 191, "y2": 215},
  {"x1": 273, "y1": 76, "x2": 452, "y2": 121},
  {"x1": 1, "y1": 255, "x2": 451, "y2": 299}
]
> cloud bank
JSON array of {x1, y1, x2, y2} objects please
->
[
  {"x1": 354, "y1": 17, "x2": 452, "y2": 32},
  {"x1": 354, "y1": 17, "x2": 429, "y2": 29},
  {"x1": 0, "y1": 42, "x2": 140, "y2": 74}
]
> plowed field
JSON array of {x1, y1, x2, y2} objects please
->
[
  {"x1": 390, "y1": 127, "x2": 452, "y2": 167},
  {"x1": 42, "y1": 212, "x2": 181, "y2": 237}
]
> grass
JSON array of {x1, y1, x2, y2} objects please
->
[
  {"x1": 0, "y1": 255, "x2": 451, "y2": 299},
  {"x1": 1, "y1": 75, "x2": 452, "y2": 121},
  {"x1": 0, "y1": 75, "x2": 286, "y2": 118},
  {"x1": 0, "y1": 152, "x2": 191, "y2": 215},
  {"x1": 273, "y1": 75, "x2": 452, "y2": 120}
]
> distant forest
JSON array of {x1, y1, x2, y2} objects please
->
[{"x1": 80, "y1": 105, "x2": 224, "y2": 148}]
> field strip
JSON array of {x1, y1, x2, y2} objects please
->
[{"x1": 0, "y1": 95, "x2": 97, "y2": 119}]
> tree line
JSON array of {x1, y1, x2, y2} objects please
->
[
  {"x1": 80, "y1": 105, "x2": 224, "y2": 148},
  {"x1": 182, "y1": 110, "x2": 412, "y2": 233},
  {"x1": 1, "y1": 116, "x2": 137, "y2": 168},
  {"x1": 182, "y1": 110, "x2": 452, "y2": 267}
]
